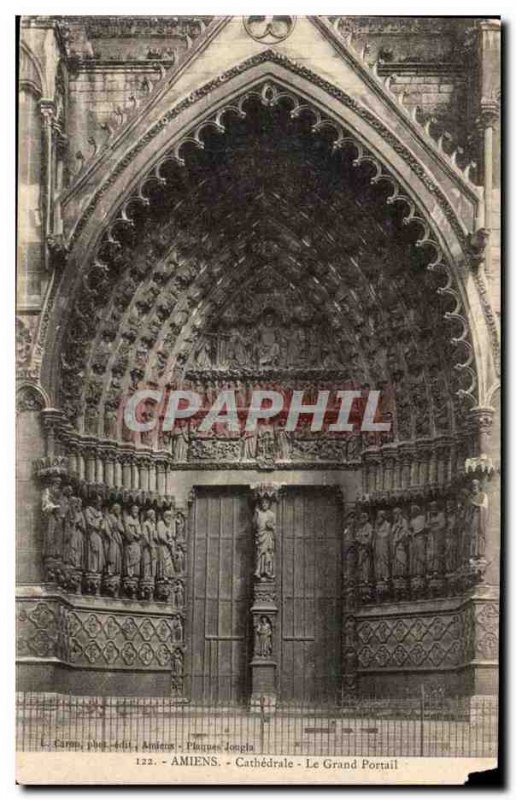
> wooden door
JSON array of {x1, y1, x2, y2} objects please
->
[
  {"x1": 279, "y1": 488, "x2": 342, "y2": 704},
  {"x1": 189, "y1": 487, "x2": 253, "y2": 703}
]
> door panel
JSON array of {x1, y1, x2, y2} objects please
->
[
  {"x1": 279, "y1": 488, "x2": 342, "y2": 704},
  {"x1": 190, "y1": 487, "x2": 252, "y2": 702}
]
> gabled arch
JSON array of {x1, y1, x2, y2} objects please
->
[{"x1": 39, "y1": 53, "x2": 497, "y2": 411}]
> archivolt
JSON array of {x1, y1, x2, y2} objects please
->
[{"x1": 55, "y1": 76, "x2": 478, "y2": 413}]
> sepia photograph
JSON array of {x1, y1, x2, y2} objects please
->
[{"x1": 14, "y1": 9, "x2": 501, "y2": 785}]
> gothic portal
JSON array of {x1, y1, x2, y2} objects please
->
[{"x1": 17, "y1": 16, "x2": 500, "y2": 704}]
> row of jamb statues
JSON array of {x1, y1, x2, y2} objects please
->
[
  {"x1": 348, "y1": 479, "x2": 488, "y2": 602},
  {"x1": 41, "y1": 476, "x2": 187, "y2": 601}
]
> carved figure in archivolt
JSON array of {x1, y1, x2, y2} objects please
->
[
  {"x1": 409, "y1": 504, "x2": 427, "y2": 578},
  {"x1": 275, "y1": 419, "x2": 291, "y2": 461},
  {"x1": 373, "y1": 510, "x2": 391, "y2": 581},
  {"x1": 254, "y1": 616, "x2": 273, "y2": 658},
  {"x1": 254, "y1": 496, "x2": 276, "y2": 580},
  {"x1": 465, "y1": 479, "x2": 489, "y2": 561},
  {"x1": 241, "y1": 427, "x2": 257, "y2": 460},
  {"x1": 103, "y1": 503, "x2": 124, "y2": 578},
  {"x1": 194, "y1": 337, "x2": 213, "y2": 369},
  {"x1": 123, "y1": 504, "x2": 142, "y2": 578},
  {"x1": 427, "y1": 501, "x2": 445, "y2": 575},
  {"x1": 256, "y1": 310, "x2": 281, "y2": 367},
  {"x1": 356, "y1": 512, "x2": 373, "y2": 583},
  {"x1": 257, "y1": 422, "x2": 275, "y2": 461},
  {"x1": 84, "y1": 495, "x2": 105, "y2": 575},
  {"x1": 172, "y1": 424, "x2": 189, "y2": 463},
  {"x1": 391, "y1": 507, "x2": 410, "y2": 579}
]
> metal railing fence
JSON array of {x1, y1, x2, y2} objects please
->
[{"x1": 16, "y1": 688, "x2": 498, "y2": 758}]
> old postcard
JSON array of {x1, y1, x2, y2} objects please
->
[{"x1": 16, "y1": 13, "x2": 501, "y2": 785}]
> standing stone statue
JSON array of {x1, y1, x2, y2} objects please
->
[
  {"x1": 373, "y1": 510, "x2": 391, "y2": 582},
  {"x1": 63, "y1": 495, "x2": 86, "y2": 571},
  {"x1": 426, "y1": 501, "x2": 445, "y2": 576},
  {"x1": 254, "y1": 616, "x2": 273, "y2": 658},
  {"x1": 156, "y1": 509, "x2": 175, "y2": 581},
  {"x1": 409, "y1": 504, "x2": 427, "y2": 584},
  {"x1": 102, "y1": 502, "x2": 124, "y2": 594},
  {"x1": 123, "y1": 504, "x2": 142, "y2": 597},
  {"x1": 355, "y1": 512, "x2": 373, "y2": 585},
  {"x1": 41, "y1": 476, "x2": 62, "y2": 564},
  {"x1": 391, "y1": 507, "x2": 410, "y2": 579},
  {"x1": 140, "y1": 509, "x2": 158, "y2": 597},
  {"x1": 444, "y1": 498, "x2": 459, "y2": 574},
  {"x1": 57, "y1": 485, "x2": 74, "y2": 569},
  {"x1": 253, "y1": 496, "x2": 276, "y2": 580},
  {"x1": 465, "y1": 479, "x2": 489, "y2": 561},
  {"x1": 84, "y1": 495, "x2": 105, "y2": 593}
]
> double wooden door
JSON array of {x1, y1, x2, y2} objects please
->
[{"x1": 189, "y1": 486, "x2": 342, "y2": 704}]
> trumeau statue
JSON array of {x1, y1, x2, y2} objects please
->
[
  {"x1": 254, "y1": 496, "x2": 276, "y2": 580},
  {"x1": 254, "y1": 615, "x2": 273, "y2": 658}
]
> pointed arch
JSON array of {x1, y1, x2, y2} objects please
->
[{"x1": 39, "y1": 52, "x2": 497, "y2": 410}]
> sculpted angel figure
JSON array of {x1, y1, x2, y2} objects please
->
[{"x1": 254, "y1": 496, "x2": 276, "y2": 580}]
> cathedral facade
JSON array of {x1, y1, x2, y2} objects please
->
[{"x1": 16, "y1": 16, "x2": 501, "y2": 704}]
